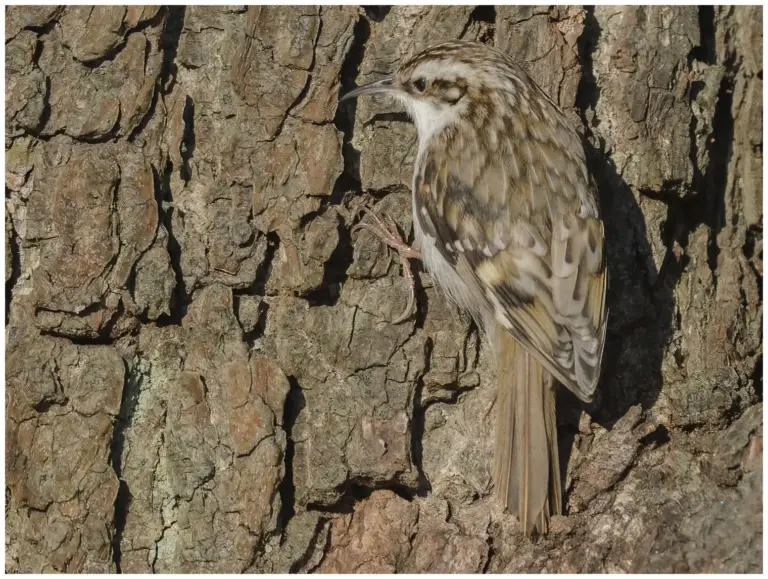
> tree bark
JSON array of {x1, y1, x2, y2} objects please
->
[{"x1": 5, "y1": 5, "x2": 762, "y2": 573}]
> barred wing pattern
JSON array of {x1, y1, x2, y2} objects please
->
[{"x1": 412, "y1": 114, "x2": 607, "y2": 402}]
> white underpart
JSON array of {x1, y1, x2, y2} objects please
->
[
  {"x1": 412, "y1": 194, "x2": 481, "y2": 319},
  {"x1": 399, "y1": 95, "x2": 465, "y2": 155},
  {"x1": 399, "y1": 81, "x2": 486, "y2": 323}
]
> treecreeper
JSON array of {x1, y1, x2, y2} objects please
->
[{"x1": 341, "y1": 40, "x2": 608, "y2": 536}]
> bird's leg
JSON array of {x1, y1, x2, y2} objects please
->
[
  {"x1": 352, "y1": 208, "x2": 422, "y2": 259},
  {"x1": 352, "y1": 208, "x2": 422, "y2": 324}
]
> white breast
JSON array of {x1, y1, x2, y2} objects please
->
[
  {"x1": 405, "y1": 95, "x2": 485, "y2": 322},
  {"x1": 400, "y1": 96, "x2": 465, "y2": 153},
  {"x1": 411, "y1": 185, "x2": 484, "y2": 321}
]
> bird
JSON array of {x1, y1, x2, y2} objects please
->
[{"x1": 340, "y1": 40, "x2": 608, "y2": 535}]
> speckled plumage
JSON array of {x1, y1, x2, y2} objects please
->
[{"x1": 342, "y1": 40, "x2": 607, "y2": 535}]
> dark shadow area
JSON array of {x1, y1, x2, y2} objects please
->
[
  {"x1": 751, "y1": 354, "x2": 762, "y2": 402},
  {"x1": 587, "y1": 4, "x2": 738, "y2": 428},
  {"x1": 232, "y1": 293, "x2": 269, "y2": 349},
  {"x1": 410, "y1": 337, "x2": 435, "y2": 496},
  {"x1": 109, "y1": 360, "x2": 143, "y2": 572},
  {"x1": 364, "y1": 111, "x2": 411, "y2": 126},
  {"x1": 333, "y1": 14, "x2": 371, "y2": 195},
  {"x1": 575, "y1": 6, "x2": 600, "y2": 119},
  {"x1": 363, "y1": 6, "x2": 391, "y2": 23},
  {"x1": 460, "y1": 5, "x2": 496, "y2": 43},
  {"x1": 586, "y1": 139, "x2": 673, "y2": 427},
  {"x1": 306, "y1": 476, "x2": 422, "y2": 515},
  {"x1": 277, "y1": 375, "x2": 306, "y2": 538},
  {"x1": 153, "y1": 161, "x2": 191, "y2": 326},
  {"x1": 5, "y1": 215, "x2": 21, "y2": 326},
  {"x1": 159, "y1": 6, "x2": 185, "y2": 95},
  {"x1": 690, "y1": 6, "x2": 716, "y2": 65},
  {"x1": 179, "y1": 95, "x2": 195, "y2": 183},
  {"x1": 556, "y1": 387, "x2": 582, "y2": 508},
  {"x1": 129, "y1": 6, "x2": 185, "y2": 142},
  {"x1": 469, "y1": 5, "x2": 496, "y2": 24},
  {"x1": 639, "y1": 423, "x2": 671, "y2": 447},
  {"x1": 302, "y1": 213, "x2": 355, "y2": 307}
]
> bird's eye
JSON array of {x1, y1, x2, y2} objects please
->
[{"x1": 413, "y1": 77, "x2": 427, "y2": 92}]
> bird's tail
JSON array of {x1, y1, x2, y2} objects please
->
[{"x1": 492, "y1": 327, "x2": 561, "y2": 536}]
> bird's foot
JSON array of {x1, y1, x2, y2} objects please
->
[{"x1": 352, "y1": 207, "x2": 422, "y2": 324}]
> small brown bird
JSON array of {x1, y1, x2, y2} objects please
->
[{"x1": 342, "y1": 40, "x2": 607, "y2": 535}]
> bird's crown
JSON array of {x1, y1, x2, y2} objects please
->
[{"x1": 394, "y1": 40, "x2": 530, "y2": 105}]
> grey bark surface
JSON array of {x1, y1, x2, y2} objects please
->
[{"x1": 5, "y1": 5, "x2": 762, "y2": 573}]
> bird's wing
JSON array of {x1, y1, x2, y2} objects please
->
[{"x1": 413, "y1": 118, "x2": 607, "y2": 401}]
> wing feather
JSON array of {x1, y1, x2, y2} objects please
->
[{"x1": 413, "y1": 125, "x2": 607, "y2": 402}]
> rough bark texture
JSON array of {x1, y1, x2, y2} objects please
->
[{"x1": 5, "y1": 5, "x2": 762, "y2": 573}]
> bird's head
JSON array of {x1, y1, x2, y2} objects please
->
[{"x1": 341, "y1": 41, "x2": 515, "y2": 143}]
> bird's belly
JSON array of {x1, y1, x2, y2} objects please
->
[{"x1": 412, "y1": 199, "x2": 485, "y2": 320}]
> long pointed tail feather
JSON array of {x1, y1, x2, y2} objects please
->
[{"x1": 493, "y1": 327, "x2": 561, "y2": 535}]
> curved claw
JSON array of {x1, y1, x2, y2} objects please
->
[
  {"x1": 352, "y1": 208, "x2": 399, "y2": 245},
  {"x1": 352, "y1": 206, "x2": 421, "y2": 324},
  {"x1": 390, "y1": 255, "x2": 416, "y2": 324}
]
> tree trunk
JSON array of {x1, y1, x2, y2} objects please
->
[{"x1": 5, "y1": 5, "x2": 762, "y2": 573}]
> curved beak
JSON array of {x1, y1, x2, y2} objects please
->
[{"x1": 339, "y1": 77, "x2": 397, "y2": 102}]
